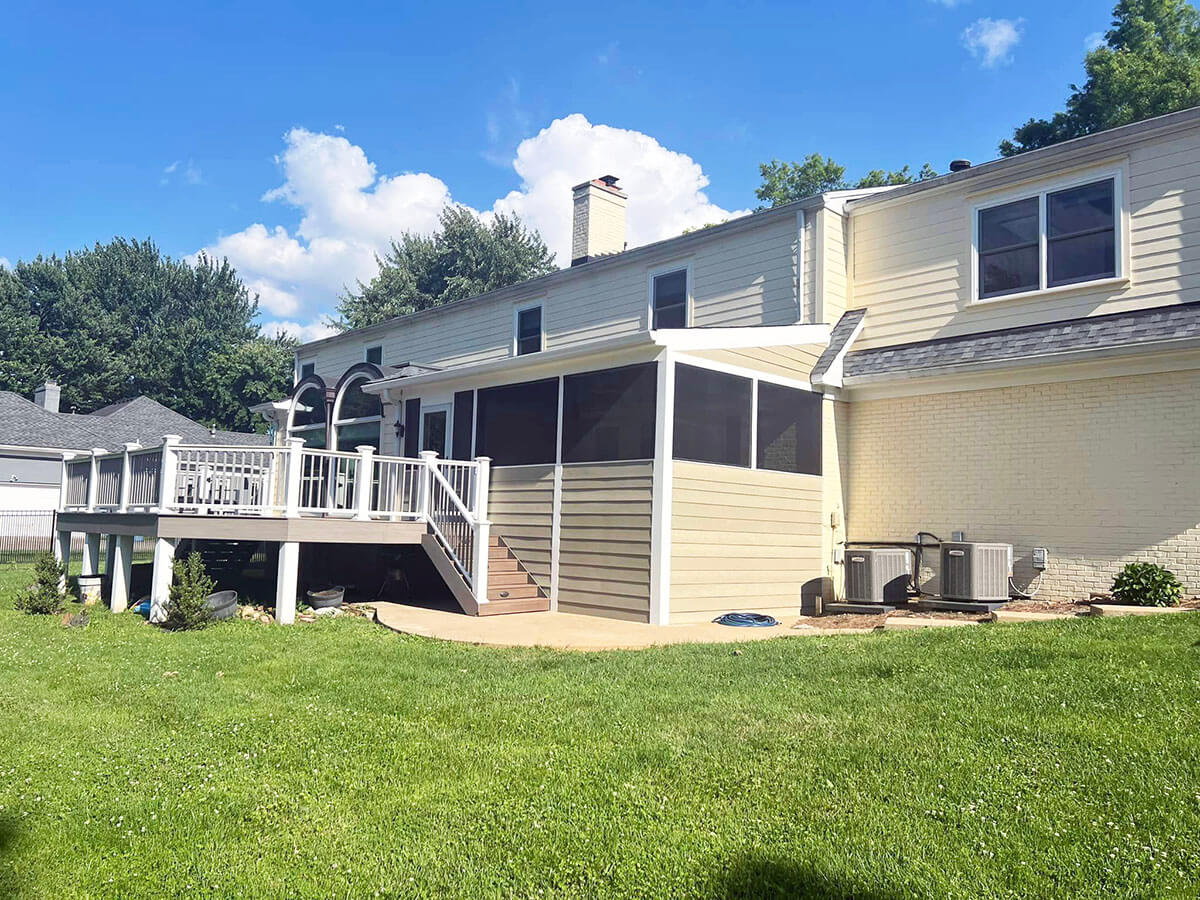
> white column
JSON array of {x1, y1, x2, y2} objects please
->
[
  {"x1": 418, "y1": 450, "x2": 438, "y2": 520},
  {"x1": 275, "y1": 541, "x2": 299, "y2": 625},
  {"x1": 58, "y1": 453, "x2": 75, "y2": 512},
  {"x1": 156, "y1": 435, "x2": 181, "y2": 513},
  {"x1": 118, "y1": 442, "x2": 139, "y2": 512},
  {"x1": 353, "y1": 445, "x2": 376, "y2": 521},
  {"x1": 53, "y1": 529, "x2": 71, "y2": 593},
  {"x1": 648, "y1": 351, "x2": 676, "y2": 625},
  {"x1": 86, "y1": 448, "x2": 105, "y2": 511},
  {"x1": 472, "y1": 456, "x2": 491, "y2": 606},
  {"x1": 284, "y1": 438, "x2": 304, "y2": 518},
  {"x1": 149, "y1": 537, "x2": 178, "y2": 624},
  {"x1": 82, "y1": 532, "x2": 101, "y2": 578},
  {"x1": 110, "y1": 534, "x2": 134, "y2": 614}
]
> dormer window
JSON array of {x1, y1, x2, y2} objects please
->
[
  {"x1": 515, "y1": 304, "x2": 543, "y2": 356},
  {"x1": 651, "y1": 268, "x2": 689, "y2": 328},
  {"x1": 365, "y1": 345, "x2": 382, "y2": 365},
  {"x1": 975, "y1": 175, "x2": 1120, "y2": 302}
]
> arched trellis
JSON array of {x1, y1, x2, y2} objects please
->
[{"x1": 330, "y1": 363, "x2": 385, "y2": 451}]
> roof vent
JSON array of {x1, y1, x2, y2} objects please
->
[{"x1": 949, "y1": 159, "x2": 972, "y2": 173}]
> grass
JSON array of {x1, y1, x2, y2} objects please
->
[{"x1": 0, "y1": 564, "x2": 1198, "y2": 898}]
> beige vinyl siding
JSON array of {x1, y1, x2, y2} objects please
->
[
  {"x1": 851, "y1": 126, "x2": 1200, "y2": 350},
  {"x1": 684, "y1": 344, "x2": 823, "y2": 382},
  {"x1": 817, "y1": 208, "x2": 849, "y2": 325},
  {"x1": 296, "y1": 214, "x2": 805, "y2": 381},
  {"x1": 557, "y1": 461, "x2": 653, "y2": 622},
  {"x1": 487, "y1": 465, "x2": 554, "y2": 589},
  {"x1": 847, "y1": 365, "x2": 1200, "y2": 602},
  {"x1": 803, "y1": 210, "x2": 818, "y2": 324},
  {"x1": 670, "y1": 461, "x2": 823, "y2": 622}
]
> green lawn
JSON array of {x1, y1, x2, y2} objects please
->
[{"x1": 0, "y1": 565, "x2": 1198, "y2": 899}]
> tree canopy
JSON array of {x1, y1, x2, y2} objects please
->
[
  {"x1": 1000, "y1": 0, "x2": 1200, "y2": 156},
  {"x1": 336, "y1": 205, "x2": 557, "y2": 331},
  {"x1": 755, "y1": 155, "x2": 937, "y2": 207},
  {"x1": 0, "y1": 239, "x2": 294, "y2": 431}
]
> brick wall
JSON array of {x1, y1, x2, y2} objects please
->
[{"x1": 847, "y1": 368, "x2": 1200, "y2": 601}]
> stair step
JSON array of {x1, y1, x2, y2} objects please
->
[
  {"x1": 487, "y1": 583, "x2": 541, "y2": 601},
  {"x1": 489, "y1": 571, "x2": 535, "y2": 588},
  {"x1": 489, "y1": 558, "x2": 519, "y2": 573},
  {"x1": 488, "y1": 546, "x2": 514, "y2": 560},
  {"x1": 489, "y1": 535, "x2": 503, "y2": 547},
  {"x1": 477, "y1": 596, "x2": 551, "y2": 616}
]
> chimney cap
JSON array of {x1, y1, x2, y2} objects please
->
[
  {"x1": 572, "y1": 175, "x2": 626, "y2": 196},
  {"x1": 949, "y1": 159, "x2": 972, "y2": 173}
]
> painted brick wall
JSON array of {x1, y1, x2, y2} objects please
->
[{"x1": 847, "y1": 368, "x2": 1200, "y2": 602}]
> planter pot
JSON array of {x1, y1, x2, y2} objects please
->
[
  {"x1": 306, "y1": 587, "x2": 345, "y2": 610},
  {"x1": 206, "y1": 590, "x2": 239, "y2": 621},
  {"x1": 78, "y1": 575, "x2": 103, "y2": 606}
]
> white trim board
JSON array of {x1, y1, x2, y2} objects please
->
[{"x1": 648, "y1": 350, "x2": 675, "y2": 626}]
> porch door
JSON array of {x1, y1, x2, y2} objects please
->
[{"x1": 420, "y1": 405, "x2": 451, "y2": 457}]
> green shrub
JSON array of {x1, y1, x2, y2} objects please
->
[
  {"x1": 14, "y1": 553, "x2": 67, "y2": 615},
  {"x1": 163, "y1": 553, "x2": 216, "y2": 630},
  {"x1": 1110, "y1": 562, "x2": 1182, "y2": 608}
]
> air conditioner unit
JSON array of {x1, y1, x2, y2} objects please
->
[
  {"x1": 940, "y1": 542, "x2": 1012, "y2": 602},
  {"x1": 845, "y1": 548, "x2": 912, "y2": 604}
]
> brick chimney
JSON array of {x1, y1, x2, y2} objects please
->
[
  {"x1": 570, "y1": 175, "x2": 627, "y2": 266},
  {"x1": 33, "y1": 380, "x2": 60, "y2": 413}
]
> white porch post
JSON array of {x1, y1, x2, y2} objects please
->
[
  {"x1": 53, "y1": 529, "x2": 71, "y2": 593},
  {"x1": 82, "y1": 533, "x2": 101, "y2": 578},
  {"x1": 649, "y1": 351, "x2": 676, "y2": 625},
  {"x1": 110, "y1": 534, "x2": 134, "y2": 614},
  {"x1": 118, "y1": 442, "x2": 138, "y2": 513},
  {"x1": 58, "y1": 452, "x2": 74, "y2": 512},
  {"x1": 353, "y1": 445, "x2": 375, "y2": 521},
  {"x1": 417, "y1": 450, "x2": 437, "y2": 520},
  {"x1": 472, "y1": 456, "x2": 491, "y2": 607},
  {"x1": 86, "y1": 448, "x2": 105, "y2": 511},
  {"x1": 284, "y1": 438, "x2": 304, "y2": 518},
  {"x1": 156, "y1": 435, "x2": 181, "y2": 513},
  {"x1": 148, "y1": 537, "x2": 178, "y2": 624},
  {"x1": 275, "y1": 541, "x2": 299, "y2": 625}
]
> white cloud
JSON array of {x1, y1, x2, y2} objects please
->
[
  {"x1": 930, "y1": 0, "x2": 969, "y2": 7},
  {"x1": 162, "y1": 159, "x2": 203, "y2": 186},
  {"x1": 1085, "y1": 31, "x2": 1106, "y2": 51},
  {"x1": 262, "y1": 318, "x2": 339, "y2": 343},
  {"x1": 0, "y1": 257, "x2": 10, "y2": 269},
  {"x1": 200, "y1": 117, "x2": 747, "y2": 340},
  {"x1": 962, "y1": 17, "x2": 1024, "y2": 68}
]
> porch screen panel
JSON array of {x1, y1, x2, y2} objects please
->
[
  {"x1": 403, "y1": 399, "x2": 421, "y2": 457},
  {"x1": 452, "y1": 391, "x2": 475, "y2": 460},
  {"x1": 562, "y1": 363, "x2": 656, "y2": 463},
  {"x1": 672, "y1": 364, "x2": 751, "y2": 467},
  {"x1": 756, "y1": 381, "x2": 822, "y2": 475},
  {"x1": 475, "y1": 378, "x2": 559, "y2": 466}
]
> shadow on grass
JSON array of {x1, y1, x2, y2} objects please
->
[
  {"x1": 0, "y1": 816, "x2": 23, "y2": 897},
  {"x1": 713, "y1": 857, "x2": 902, "y2": 899}
]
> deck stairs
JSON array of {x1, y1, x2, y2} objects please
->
[{"x1": 422, "y1": 532, "x2": 549, "y2": 616}]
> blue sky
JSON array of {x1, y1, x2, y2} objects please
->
[{"x1": 0, "y1": 0, "x2": 1112, "y2": 338}]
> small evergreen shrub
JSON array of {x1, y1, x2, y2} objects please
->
[
  {"x1": 163, "y1": 553, "x2": 216, "y2": 630},
  {"x1": 1110, "y1": 562, "x2": 1182, "y2": 608},
  {"x1": 14, "y1": 553, "x2": 67, "y2": 615}
]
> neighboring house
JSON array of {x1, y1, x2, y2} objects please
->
[
  {"x1": 55, "y1": 106, "x2": 1200, "y2": 625},
  {"x1": 1, "y1": 382, "x2": 265, "y2": 514}
]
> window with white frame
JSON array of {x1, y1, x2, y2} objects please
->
[
  {"x1": 300, "y1": 362, "x2": 315, "y2": 379},
  {"x1": 332, "y1": 376, "x2": 382, "y2": 451},
  {"x1": 651, "y1": 268, "x2": 688, "y2": 329},
  {"x1": 365, "y1": 345, "x2": 382, "y2": 365},
  {"x1": 976, "y1": 176, "x2": 1118, "y2": 300},
  {"x1": 288, "y1": 385, "x2": 327, "y2": 448},
  {"x1": 514, "y1": 304, "x2": 543, "y2": 355}
]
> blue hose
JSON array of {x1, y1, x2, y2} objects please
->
[{"x1": 713, "y1": 612, "x2": 779, "y2": 627}]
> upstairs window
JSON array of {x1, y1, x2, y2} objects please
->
[
  {"x1": 651, "y1": 268, "x2": 688, "y2": 329},
  {"x1": 515, "y1": 305, "x2": 543, "y2": 355},
  {"x1": 976, "y1": 176, "x2": 1118, "y2": 301},
  {"x1": 365, "y1": 345, "x2": 382, "y2": 365},
  {"x1": 300, "y1": 362, "x2": 315, "y2": 379}
]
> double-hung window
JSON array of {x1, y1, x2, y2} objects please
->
[
  {"x1": 976, "y1": 175, "x2": 1119, "y2": 301},
  {"x1": 514, "y1": 304, "x2": 543, "y2": 355},
  {"x1": 651, "y1": 268, "x2": 688, "y2": 328}
]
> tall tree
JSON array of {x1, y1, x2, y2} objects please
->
[
  {"x1": 0, "y1": 239, "x2": 295, "y2": 430},
  {"x1": 337, "y1": 205, "x2": 557, "y2": 331},
  {"x1": 756, "y1": 155, "x2": 937, "y2": 207},
  {"x1": 1000, "y1": 0, "x2": 1200, "y2": 156}
]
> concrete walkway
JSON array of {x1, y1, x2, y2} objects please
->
[{"x1": 370, "y1": 602, "x2": 824, "y2": 650}]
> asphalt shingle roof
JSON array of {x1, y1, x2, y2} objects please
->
[
  {"x1": 811, "y1": 308, "x2": 866, "y2": 382},
  {"x1": 842, "y1": 303, "x2": 1200, "y2": 380},
  {"x1": 0, "y1": 393, "x2": 268, "y2": 452}
]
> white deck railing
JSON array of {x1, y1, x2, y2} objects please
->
[{"x1": 56, "y1": 436, "x2": 492, "y2": 600}]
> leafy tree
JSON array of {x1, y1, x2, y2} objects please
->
[
  {"x1": 1000, "y1": 0, "x2": 1200, "y2": 156},
  {"x1": 756, "y1": 156, "x2": 937, "y2": 207},
  {"x1": 337, "y1": 205, "x2": 557, "y2": 330},
  {"x1": 0, "y1": 239, "x2": 295, "y2": 430}
]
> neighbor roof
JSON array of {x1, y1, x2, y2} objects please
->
[
  {"x1": 0, "y1": 393, "x2": 268, "y2": 452},
  {"x1": 841, "y1": 303, "x2": 1200, "y2": 382}
]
